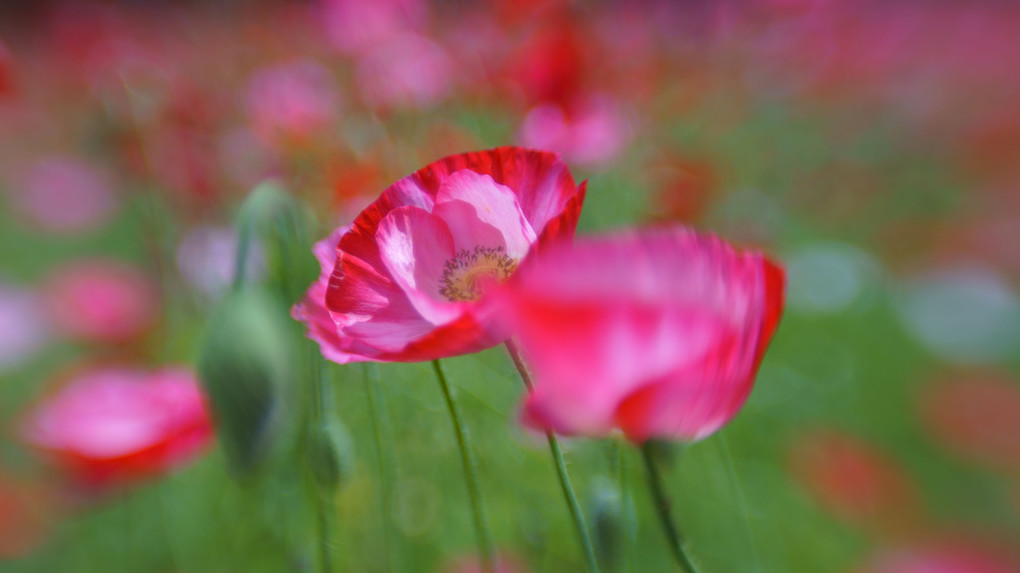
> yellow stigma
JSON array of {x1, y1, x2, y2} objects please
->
[{"x1": 439, "y1": 246, "x2": 518, "y2": 302}]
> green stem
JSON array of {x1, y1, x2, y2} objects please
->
[
  {"x1": 309, "y1": 351, "x2": 334, "y2": 573},
  {"x1": 640, "y1": 443, "x2": 698, "y2": 573},
  {"x1": 362, "y1": 363, "x2": 396, "y2": 573},
  {"x1": 505, "y1": 341, "x2": 601, "y2": 573},
  {"x1": 431, "y1": 360, "x2": 495, "y2": 572},
  {"x1": 611, "y1": 440, "x2": 632, "y2": 573}
]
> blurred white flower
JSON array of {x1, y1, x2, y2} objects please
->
[{"x1": 896, "y1": 266, "x2": 1020, "y2": 364}]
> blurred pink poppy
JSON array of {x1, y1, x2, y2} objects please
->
[
  {"x1": 444, "y1": 552, "x2": 530, "y2": 573},
  {"x1": 919, "y1": 372, "x2": 1020, "y2": 472},
  {"x1": 43, "y1": 259, "x2": 157, "y2": 344},
  {"x1": 519, "y1": 96, "x2": 631, "y2": 167},
  {"x1": 292, "y1": 147, "x2": 586, "y2": 363},
  {"x1": 176, "y1": 226, "x2": 266, "y2": 300},
  {"x1": 0, "y1": 38, "x2": 14, "y2": 97},
  {"x1": 321, "y1": 0, "x2": 427, "y2": 55},
  {"x1": 0, "y1": 472, "x2": 56, "y2": 559},
  {"x1": 500, "y1": 226, "x2": 784, "y2": 443},
  {"x1": 856, "y1": 543, "x2": 1017, "y2": 573},
  {"x1": 216, "y1": 127, "x2": 282, "y2": 190},
  {"x1": 356, "y1": 34, "x2": 453, "y2": 111},
  {"x1": 0, "y1": 282, "x2": 51, "y2": 373},
  {"x1": 144, "y1": 125, "x2": 218, "y2": 202},
  {"x1": 245, "y1": 60, "x2": 340, "y2": 147},
  {"x1": 5, "y1": 156, "x2": 118, "y2": 235},
  {"x1": 504, "y1": 15, "x2": 586, "y2": 109},
  {"x1": 788, "y1": 429, "x2": 920, "y2": 532},
  {"x1": 20, "y1": 366, "x2": 213, "y2": 488}
]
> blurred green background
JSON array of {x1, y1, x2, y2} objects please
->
[{"x1": 2, "y1": 1, "x2": 1019, "y2": 572}]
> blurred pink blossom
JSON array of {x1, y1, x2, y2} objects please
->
[
  {"x1": 444, "y1": 552, "x2": 530, "y2": 573},
  {"x1": 0, "y1": 38, "x2": 14, "y2": 97},
  {"x1": 245, "y1": 60, "x2": 340, "y2": 146},
  {"x1": 0, "y1": 472, "x2": 55, "y2": 559},
  {"x1": 519, "y1": 97, "x2": 631, "y2": 167},
  {"x1": 356, "y1": 34, "x2": 453, "y2": 111},
  {"x1": 176, "y1": 226, "x2": 266, "y2": 299},
  {"x1": 0, "y1": 282, "x2": 50, "y2": 373},
  {"x1": 919, "y1": 372, "x2": 1020, "y2": 472},
  {"x1": 216, "y1": 127, "x2": 282, "y2": 190},
  {"x1": 20, "y1": 365, "x2": 212, "y2": 488},
  {"x1": 857, "y1": 544, "x2": 1017, "y2": 573},
  {"x1": 321, "y1": 0, "x2": 427, "y2": 55},
  {"x1": 5, "y1": 156, "x2": 118, "y2": 235},
  {"x1": 43, "y1": 259, "x2": 157, "y2": 344},
  {"x1": 500, "y1": 226, "x2": 784, "y2": 443},
  {"x1": 788, "y1": 429, "x2": 920, "y2": 533}
]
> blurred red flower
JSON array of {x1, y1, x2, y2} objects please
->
[
  {"x1": 20, "y1": 366, "x2": 213, "y2": 489},
  {"x1": 444, "y1": 552, "x2": 530, "y2": 573},
  {"x1": 0, "y1": 473, "x2": 55, "y2": 559},
  {"x1": 919, "y1": 372, "x2": 1020, "y2": 473},
  {"x1": 856, "y1": 543, "x2": 1017, "y2": 573},
  {"x1": 43, "y1": 259, "x2": 157, "y2": 344},
  {"x1": 292, "y1": 146, "x2": 586, "y2": 363},
  {"x1": 499, "y1": 226, "x2": 784, "y2": 443},
  {"x1": 0, "y1": 39, "x2": 14, "y2": 97},
  {"x1": 788, "y1": 430, "x2": 921, "y2": 533}
]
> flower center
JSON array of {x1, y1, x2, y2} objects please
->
[{"x1": 439, "y1": 246, "x2": 518, "y2": 302}]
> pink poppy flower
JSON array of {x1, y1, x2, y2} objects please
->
[
  {"x1": 43, "y1": 259, "x2": 157, "y2": 344},
  {"x1": 20, "y1": 366, "x2": 213, "y2": 488},
  {"x1": 292, "y1": 147, "x2": 586, "y2": 363},
  {"x1": 499, "y1": 226, "x2": 784, "y2": 443}
]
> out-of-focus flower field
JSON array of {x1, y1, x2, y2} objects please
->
[{"x1": 2, "y1": 1, "x2": 1020, "y2": 572}]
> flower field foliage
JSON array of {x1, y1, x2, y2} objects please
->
[{"x1": 1, "y1": 1, "x2": 1019, "y2": 572}]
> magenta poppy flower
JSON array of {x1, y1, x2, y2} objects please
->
[
  {"x1": 20, "y1": 366, "x2": 213, "y2": 488},
  {"x1": 292, "y1": 147, "x2": 586, "y2": 363},
  {"x1": 499, "y1": 226, "x2": 784, "y2": 443}
]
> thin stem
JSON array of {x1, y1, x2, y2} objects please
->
[
  {"x1": 718, "y1": 431, "x2": 762, "y2": 573},
  {"x1": 611, "y1": 440, "x2": 632, "y2": 573},
  {"x1": 309, "y1": 350, "x2": 334, "y2": 573},
  {"x1": 505, "y1": 340, "x2": 601, "y2": 573},
  {"x1": 362, "y1": 363, "x2": 395, "y2": 573},
  {"x1": 640, "y1": 443, "x2": 698, "y2": 573},
  {"x1": 431, "y1": 360, "x2": 495, "y2": 572}
]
